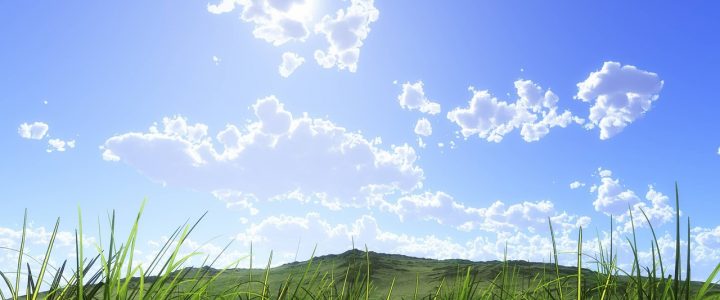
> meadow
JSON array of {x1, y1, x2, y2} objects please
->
[{"x1": 2, "y1": 185, "x2": 719, "y2": 299}]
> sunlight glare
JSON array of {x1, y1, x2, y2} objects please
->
[{"x1": 285, "y1": 0, "x2": 319, "y2": 22}]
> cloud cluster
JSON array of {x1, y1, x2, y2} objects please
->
[
  {"x1": 17, "y1": 121, "x2": 76, "y2": 153},
  {"x1": 313, "y1": 0, "x2": 379, "y2": 72},
  {"x1": 102, "y1": 96, "x2": 424, "y2": 209},
  {"x1": 47, "y1": 138, "x2": 76, "y2": 153},
  {"x1": 209, "y1": 0, "x2": 379, "y2": 73},
  {"x1": 569, "y1": 181, "x2": 585, "y2": 189},
  {"x1": 374, "y1": 191, "x2": 590, "y2": 234},
  {"x1": 447, "y1": 80, "x2": 580, "y2": 143},
  {"x1": 591, "y1": 169, "x2": 674, "y2": 231},
  {"x1": 231, "y1": 209, "x2": 589, "y2": 266},
  {"x1": 693, "y1": 226, "x2": 720, "y2": 263},
  {"x1": 592, "y1": 169, "x2": 641, "y2": 215},
  {"x1": 414, "y1": 118, "x2": 432, "y2": 137},
  {"x1": 18, "y1": 122, "x2": 49, "y2": 140},
  {"x1": 576, "y1": 61, "x2": 664, "y2": 140},
  {"x1": 278, "y1": 52, "x2": 305, "y2": 77},
  {"x1": 397, "y1": 81, "x2": 441, "y2": 115},
  {"x1": 208, "y1": 0, "x2": 311, "y2": 46}
]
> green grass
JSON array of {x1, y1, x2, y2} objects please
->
[{"x1": 2, "y1": 184, "x2": 720, "y2": 299}]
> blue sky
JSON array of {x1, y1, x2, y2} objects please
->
[{"x1": 2, "y1": 0, "x2": 720, "y2": 278}]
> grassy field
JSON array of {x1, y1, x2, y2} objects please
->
[
  {"x1": 2, "y1": 185, "x2": 720, "y2": 299},
  {"x1": 140, "y1": 249, "x2": 719, "y2": 299}
]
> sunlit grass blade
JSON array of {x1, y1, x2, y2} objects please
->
[
  {"x1": 75, "y1": 205, "x2": 84, "y2": 300},
  {"x1": 14, "y1": 209, "x2": 27, "y2": 300},
  {"x1": 385, "y1": 277, "x2": 395, "y2": 300},
  {"x1": 675, "y1": 182, "x2": 681, "y2": 300},
  {"x1": 577, "y1": 226, "x2": 583, "y2": 300},
  {"x1": 685, "y1": 216, "x2": 691, "y2": 300},
  {"x1": 640, "y1": 207, "x2": 665, "y2": 280},
  {"x1": 549, "y1": 217, "x2": 564, "y2": 300},
  {"x1": 696, "y1": 262, "x2": 720, "y2": 299}
]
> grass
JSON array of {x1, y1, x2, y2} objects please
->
[{"x1": 1, "y1": 184, "x2": 720, "y2": 299}]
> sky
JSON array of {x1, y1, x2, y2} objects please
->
[{"x1": 2, "y1": 0, "x2": 720, "y2": 279}]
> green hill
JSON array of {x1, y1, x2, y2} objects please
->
[{"x1": 137, "y1": 249, "x2": 720, "y2": 299}]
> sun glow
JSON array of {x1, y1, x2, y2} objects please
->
[{"x1": 285, "y1": 0, "x2": 319, "y2": 22}]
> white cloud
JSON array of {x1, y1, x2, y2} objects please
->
[
  {"x1": 374, "y1": 191, "x2": 590, "y2": 235},
  {"x1": 102, "y1": 96, "x2": 424, "y2": 208},
  {"x1": 591, "y1": 169, "x2": 674, "y2": 232},
  {"x1": 18, "y1": 122, "x2": 49, "y2": 140},
  {"x1": 414, "y1": 118, "x2": 432, "y2": 137},
  {"x1": 208, "y1": 0, "x2": 378, "y2": 73},
  {"x1": 575, "y1": 61, "x2": 664, "y2": 140},
  {"x1": 717, "y1": 146, "x2": 720, "y2": 155},
  {"x1": 207, "y1": 0, "x2": 236, "y2": 14},
  {"x1": 0, "y1": 226, "x2": 75, "y2": 249},
  {"x1": 416, "y1": 137, "x2": 426, "y2": 149},
  {"x1": 593, "y1": 168, "x2": 641, "y2": 215},
  {"x1": 694, "y1": 226, "x2": 720, "y2": 263},
  {"x1": 278, "y1": 52, "x2": 305, "y2": 77},
  {"x1": 598, "y1": 169, "x2": 612, "y2": 178},
  {"x1": 47, "y1": 138, "x2": 76, "y2": 153},
  {"x1": 447, "y1": 80, "x2": 579, "y2": 143},
  {"x1": 212, "y1": 190, "x2": 260, "y2": 215},
  {"x1": 397, "y1": 81, "x2": 441, "y2": 115},
  {"x1": 207, "y1": 0, "x2": 311, "y2": 46},
  {"x1": 212, "y1": 55, "x2": 221, "y2": 65},
  {"x1": 313, "y1": 0, "x2": 379, "y2": 72},
  {"x1": 569, "y1": 181, "x2": 585, "y2": 189},
  {"x1": 232, "y1": 209, "x2": 588, "y2": 267},
  {"x1": 632, "y1": 185, "x2": 674, "y2": 228},
  {"x1": 0, "y1": 225, "x2": 95, "y2": 281}
]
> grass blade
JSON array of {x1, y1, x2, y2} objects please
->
[
  {"x1": 577, "y1": 226, "x2": 583, "y2": 300},
  {"x1": 30, "y1": 217, "x2": 60, "y2": 300},
  {"x1": 674, "y1": 182, "x2": 681, "y2": 300}
]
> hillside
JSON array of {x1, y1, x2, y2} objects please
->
[{"x1": 140, "y1": 249, "x2": 720, "y2": 299}]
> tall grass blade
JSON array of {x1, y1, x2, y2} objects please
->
[
  {"x1": 15, "y1": 209, "x2": 27, "y2": 300},
  {"x1": 365, "y1": 245, "x2": 370, "y2": 300},
  {"x1": 385, "y1": 277, "x2": 395, "y2": 300},
  {"x1": 628, "y1": 207, "x2": 643, "y2": 300},
  {"x1": 640, "y1": 207, "x2": 665, "y2": 280},
  {"x1": 578, "y1": 226, "x2": 583, "y2": 300},
  {"x1": 76, "y1": 205, "x2": 84, "y2": 300},
  {"x1": 549, "y1": 217, "x2": 564, "y2": 300},
  {"x1": 262, "y1": 250, "x2": 273, "y2": 299},
  {"x1": 674, "y1": 182, "x2": 681, "y2": 300},
  {"x1": 414, "y1": 273, "x2": 419, "y2": 300},
  {"x1": 696, "y1": 262, "x2": 720, "y2": 299},
  {"x1": 685, "y1": 217, "x2": 691, "y2": 300},
  {"x1": 30, "y1": 217, "x2": 60, "y2": 300}
]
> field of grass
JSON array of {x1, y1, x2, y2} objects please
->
[{"x1": 2, "y1": 185, "x2": 720, "y2": 299}]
